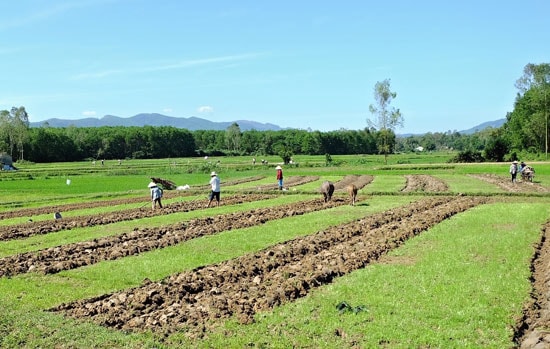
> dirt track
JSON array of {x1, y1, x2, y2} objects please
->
[
  {"x1": 402, "y1": 174, "x2": 449, "y2": 192},
  {"x1": 469, "y1": 174, "x2": 550, "y2": 193},
  {"x1": 515, "y1": 222, "x2": 550, "y2": 348},
  {"x1": 0, "y1": 197, "x2": 347, "y2": 277},
  {"x1": 0, "y1": 176, "x2": 267, "y2": 220},
  {"x1": 3, "y1": 172, "x2": 549, "y2": 345},
  {"x1": 332, "y1": 175, "x2": 373, "y2": 191},
  {"x1": 0, "y1": 194, "x2": 276, "y2": 241},
  {"x1": 50, "y1": 195, "x2": 487, "y2": 337}
]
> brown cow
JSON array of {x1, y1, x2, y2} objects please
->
[
  {"x1": 347, "y1": 184, "x2": 358, "y2": 206},
  {"x1": 320, "y1": 181, "x2": 335, "y2": 202}
]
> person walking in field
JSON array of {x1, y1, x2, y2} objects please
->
[
  {"x1": 275, "y1": 165, "x2": 283, "y2": 190},
  {"x1": 509, "y1": 160, "x2": 518, "y2": 183},
  {"x1": 148, "y1": 181, "x2": 163, "y2": 210},
  {"x1": 206, "y1": 171, "x2": 221, "y2": 208}
]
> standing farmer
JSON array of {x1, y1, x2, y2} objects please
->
[
  {"x1": 206, "y1": 171, "x2": 221, "y2": 208},
  {"x1": 148, "y1": 181, "x2": 163, "y2": 210},
  {"x1": 276, "y1": 165, "x2": 283, "y2": 190},
  {"x1": 509, "y1": 160, "x2": 518, "y2": 183}
]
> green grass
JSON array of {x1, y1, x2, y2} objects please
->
[
  {"x1": 0, "y1": 195, "x2": 311, "y2": 257},
  {"x1": 186, "y1": 200, "x2": 546, "y2": 348},
  {"x1": 0, "y1": 154, "x2": 549, "y2": 348}
]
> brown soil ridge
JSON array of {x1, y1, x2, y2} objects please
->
[
  {"x1": 333, "y1": 175, "x2": 374, "y2": 191},
  {"x1": 515, "y1": 221, "x2": 550, "y2": 348},
  {"x1": 0, "y1": 194, "x2": 275, "y2": 241},
  {"x1": 0, "y1": 197, "x2": 348, "y2": 277},
  {"x1": 402, "y1": 174, "x2": 449, "y2": 192},
  {"x1": 51, "y1": 195, "x2": 487, "y2": 337},
  {"x1": 0, "y1": 176, "x2": 266, "y2": 220},
  {"x1": 254, "y1": 176, "x2": 319, "y2": 191},
  {"x1": 469, "y1": 174, "x2": 550, "y2": 193}
]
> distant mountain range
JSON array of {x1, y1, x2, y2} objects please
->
[
  {"x1": 29, "y1": 113, "x2": 506, "y2": 135},
  {"x1": 398, "y1": 118, "x2": 506, "y2": 137},
  {"x1": 456, "y1": 118, "x2": 506, "y2": 135},
  {"x1": 29, "y1": 113, "x2": 282, "y2": 131}
]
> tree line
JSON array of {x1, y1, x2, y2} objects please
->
[
  {"x1": 0, "y1": 120, "x2": 498, "y2": 164},
  {"x1": 0, "y1": 63, "x2": 548, "y2": 163}
]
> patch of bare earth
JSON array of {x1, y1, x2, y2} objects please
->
[
  {"x1": 401, "y1": 174, "x2": 449, "y2": 192},
  {"x1": 0, "y1": 198, "x2": 347, "y2": 277},
  {"x1": 50, "y1": 195, "x2": 487, "y2": 338},
  {"x1": 469, "y1": 174, "x2": 550, "y2": 193},
  {"x1": 332, "y1": 175, "x2": 374, "y2": 191},
  {"x1": 0, "y1": 194, "x2": 276, "y2": 241},
  {"x1": 0, "y1": 176, "x2": 266, "y2": 220},
  {"x1": 515, "y1": 221, "x2": 550, "y2": 348},
  {"x1": 254, "y1": 176, "x2": 319, "y2": 191}
]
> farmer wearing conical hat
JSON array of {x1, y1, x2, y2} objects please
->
[
  {"x1": 148, "y1": 181, "x2": 163, "y2": 210},
  {"x1": 509, "y1": 160, "x2": 518, "y2": 183},
  {"x1": 206, "y1": 171, "x2": 221, "y2": 208},
  {"x1": 275, "y1": 165, "x2": 283, "y2": 190}
]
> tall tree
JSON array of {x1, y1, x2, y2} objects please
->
[
  {"x1": 0, "y1": 107, "x2": 30, "y2": 160},
  {"x1": 506, "y1": 63, "x2": 550, "y2": 155},
  {"x1": 368, "y1": 79, "x2": 403, "y2": 164},
  {"x1": 225, "y1": 123, "x2": 242, "y2": 154},
  {"x1": 514, "y1": 63, "x2": 550, "y2": 93}
]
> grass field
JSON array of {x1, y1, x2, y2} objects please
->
[{"x1": 0, "y1": 153, "x2": 549, "y2": 348}]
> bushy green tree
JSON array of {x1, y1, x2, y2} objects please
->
[{"x1": 504, "y1": 63, "x2": 550, "y2": 155}]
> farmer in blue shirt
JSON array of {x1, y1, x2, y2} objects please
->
[{"x1": 148, "y1": 181, "x2": 163, "y2": 210}]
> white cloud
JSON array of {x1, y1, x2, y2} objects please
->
[
  {"x1": 70, "y1": 52, "x2": 265, "y2": 80},
  {"x1": 163, "y1": 108, "x2": 173, "y2": 113},
  {"x1": 82, "y1": 110, "x2": 96, "y2": 116},
  {"x1": 197, "y1": 106, "x2": 213, "y2": 113}
]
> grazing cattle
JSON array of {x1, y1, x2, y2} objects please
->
[
  {"x1": 320, "y1": 181, "x2": 335, "y2": 202},
  {"x1": 347, "y1": 184, "x2": 358, "y2": 206}
]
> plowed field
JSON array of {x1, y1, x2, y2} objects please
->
[
  {"x1": 1, "y1": 171, "x2": 549, "y2": 348},
  {"x1": 50, "y1": 195, "x2": 487, "y2": 337}
]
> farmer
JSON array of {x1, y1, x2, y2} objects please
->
[
  {"x1": 275, "y1": 165, "x2": 283, "y2": 190},
  {"x1": 509, "y1": 160, "x2": 518, "y2": 183},
  {"x1": 148, "y1": 181, "x2": 163, "y2": 210},
  {"x1": 206, "y1": 171, "x2": 221, "y2": 208}
]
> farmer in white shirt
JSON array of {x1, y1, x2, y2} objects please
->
[{"x1": 206, "y1": 172, "x2": 221, "y2": 208}]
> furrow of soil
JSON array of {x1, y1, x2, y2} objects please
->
[
  {"x1": 254, "y1": 176, "x2": 319, "y2": 191},
  {"x1": 0, "y1": 176, "x2": 266, "y2": 220},
  {"x1": 0, "y1": 194, "x2": 276, "y2": 241},
  {"x1": 0, "y1": 198, "x2": 348, "y2": 277},
  {"x1": 402, "y1": 174, "x2": 449, "y2": 192},
  {"x1": 515, "y1": 221, "x2": 550, "y2": 349},
  {"x1": 333, "y1": 175, "x2": 374, "y2": 191},
  {"x1": 51, "y1": 195, "x2": 487, "y2": 337},
  {"x1": 469, "y1": 174, "x2": 550, "y2": 193}
]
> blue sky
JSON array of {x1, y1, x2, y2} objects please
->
[{"x1": 0, "y1": 0, "x2": 548, "y2": 134}]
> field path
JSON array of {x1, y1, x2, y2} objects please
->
[
  {"x1": 0, "y1": 197, "x2": 348, "y2": 277},
  {"x1": 51, "y1": 195, "x2": 487, "y2": 337}
]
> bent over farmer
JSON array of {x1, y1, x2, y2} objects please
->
[{"x1": 148, "y1": 181, "x2": 163, "y2": 210}]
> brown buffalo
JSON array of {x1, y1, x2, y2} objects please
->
[
  {"x1": 320, "y1": 181, "x2": 335, "y2": 202},
  {"x1": 347, "y1": 184, "x2": 358, "y2": 206}
]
